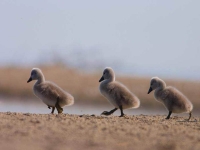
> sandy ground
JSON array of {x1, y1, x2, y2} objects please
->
[{"x1": 0, "y1": 112, "x2": 200, "y2": 150}]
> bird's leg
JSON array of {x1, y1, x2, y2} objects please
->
[
  {"x1": 165, "y1": 111, "x2": 172, "y2": 119},
  {"x1": 119, "y1": 105, "x2": 125, "y2": 117},
  {"x1": 101, "y1": 108, "x2": 118, "y2": 116},
  {"x1": 55, "y1": 96, "x2": 63, "y2": 114},
  {"x1": 187, "y1": 112, "x2": 192, "y2": 121},
  {"x1": 51, "y1": 107, "x2": 55, "y2": 114},
  {"x1": 48, "y1": 106, "x2": 51, "y2": 109}
]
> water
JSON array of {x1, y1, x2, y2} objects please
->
[
  {"x1": 0, "y1": 97, "x2": 160, "y2": 115},
  {"x1": 0, "y1": 100, "x2": 146, "y2": 115},
  {"x1": 0, "y1": 98, "x2": 199, "y2": 117},
  {"x1": 0, "y1": 102, "x2": 165, "y2": 116}
]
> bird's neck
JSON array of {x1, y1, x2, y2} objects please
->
[
  {"x1": 159, "y1": 81, "x2": 166, "y2": 90},
  {"x1": 36, "y1": 75, "x2": 45, "y2": 84},
  {"x1": 110, "y1": 76, "x2": 115, "y2": 82},
  {"x1": 108, "y1": 77, "x2": 115, "y2": 83},
  {"x1": 155, "y1": 82, "x2": 166, "y2": 93},
  {"x1": 102, "y1": 77, "x2": 115, "y2": 85}
]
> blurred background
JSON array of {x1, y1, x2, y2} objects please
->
[{"x1": 0, "y1": 0, "x2": 200, "y2": 116}]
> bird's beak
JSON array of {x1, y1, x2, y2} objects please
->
[
  {"x1": 27, "y1": 77, "x2": 32, "y2": 83},
  {"x1": 99, "y1": 76, "x2": 104, "y2": 82},
  {"x1": 147, "y1": 87, "x2": 153, "y2": 94}
]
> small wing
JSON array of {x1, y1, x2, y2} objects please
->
[
  {"x1": 160, "y1": 89, "x2": 170, "y2": 100},
  {"x1": 108, "y1": 82, "x2": 133, "y2": 106},
  {"x1": 38, "y1": 83, "x2": 59, "y2": 100}
]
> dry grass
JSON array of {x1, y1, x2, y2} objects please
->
[{"x1": 0, "y1": 65, "x2": 200, "y2": 109}]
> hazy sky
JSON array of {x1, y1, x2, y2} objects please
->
[{"x1": 0, "y1": 1, "x2": 200, "y2": 79}]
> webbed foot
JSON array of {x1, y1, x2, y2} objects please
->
[
  {"x1": 55, "y1": 96, "x2": 63, "y2": 114},
  {"x1": 57, "y1": 107, "x2": 63, "y2": 114},
  {"x1": 101, "y1": 108, "x2": 118, "y2": 116},
  {"x1": 119, "y1": 114, "x2": 125, "y2": 117},
  {"x1": 101, "y1": 111, "x2": 112, "y2": 116}
]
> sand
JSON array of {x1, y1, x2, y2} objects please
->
[{"x1": 0, "y1": 112, "x2": 199, "y2": 150}]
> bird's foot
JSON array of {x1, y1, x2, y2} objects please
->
[
  {"x1": 184, "y1": 118, "x2": 190, "y2": 122},
  {"x1": 57, "y1": 107, "x2": 63, "y2": 114},
  {"x1": 119, "y1": 114, "x2": 125, "y2": 117},
  {"x1": 101, "y1": 111, "x2": 112, "y2": 116},
  {"x1": 55, "y1": 99, "x2": 63, "y2": 114}
]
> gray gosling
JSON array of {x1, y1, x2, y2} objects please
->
[
  {"x1": 147, "y1": 77, "x2": 193, "y2": 121},
  {"x1": 99, "y1": 67, "x2": 140, "y2": 117},
  {"x1": 27, "y1": 68, "x2": 74, "y2": 114}
]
